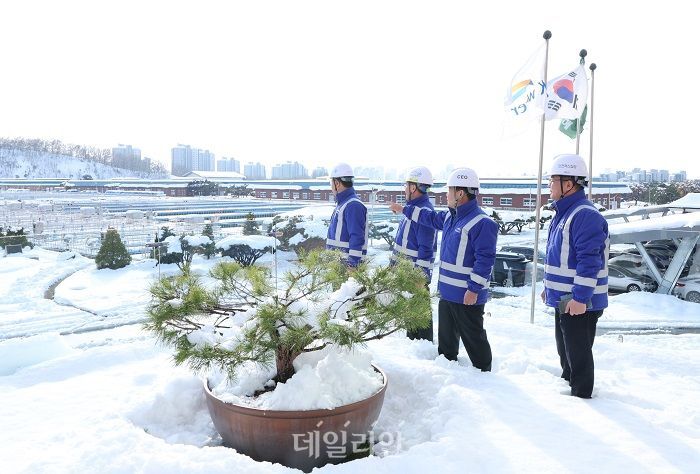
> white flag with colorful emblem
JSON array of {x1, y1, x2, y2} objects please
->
[
  {"x1": 544, "y1": 64, "x2": 588, "y2": 121},
  {"x1": 504, "y1": 44, "x2": 547, "y2": 123}
]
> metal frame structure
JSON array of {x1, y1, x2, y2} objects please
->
[{"x1": 608, "y1": 213, "x2": 700, "y2": 295}]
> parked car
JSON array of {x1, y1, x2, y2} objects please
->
[
  {"x1": 672, "y1": 276, "x2": 700, "y2": 303},
  {"x1": 490, "y1": 252, "x2": 529, "y2": 287},
  {"x1": 499, "y1": 245, "x2": 545, "y2": 263},
  {"x1": 607, "y1": 265, "x2": 658, "y2": 293},
  {"x1": 623, "y1": 243, "x2": 692, "y2": 277},
  {"x1": 608, "y1": 254, "x2": 649, "y2": 276}
]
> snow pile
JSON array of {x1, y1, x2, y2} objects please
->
[
  {"x1": 602, "y1": 292, "x2": 700, "y2": 328},
  {"x1": 127, "y1": 375, "x2": 216, "y2": 446},
  {"x1": 216, "y1": 234, "x2": 277, "y2": 251},
  {"x1": 0, "y1": 333, "x2": 75, "y2": 375},
  {"x1": 162, "y1": 235, "x2": 182, "y2": 254},
  {"x1": 211, "y1": 347, "x2": 383, "y2": 411},
  {"x1": 183, "y1": 235, "x2": 212, "y2": 247}
]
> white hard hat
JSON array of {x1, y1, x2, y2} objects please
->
[
  {"x1": 548, "y1": 154, "x2": 588, "y2": 178},
  {"x1": 446, "y1": 167, "x2": 479, "y2": 190},
  {"x1": 405, "y1": 166, "x2": 433, "y2": 186},
  {"x1": 330, "y1": 162, "x2": 354, "y2": 178}
]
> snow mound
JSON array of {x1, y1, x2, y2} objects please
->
[
  {"x1": 216, "y1": 235, "x2": 277, "y2": 251},
  {"x1": 0, "y1": 333, "x2": 75, "y2": 376},
  {"x1": 128, "y1": 375, "x2": 217, "y2": 446}
]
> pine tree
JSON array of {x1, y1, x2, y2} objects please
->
[
  {"x1": 145, "y1": 250, "x2": 431, "y2": 385},
  {"x1": 0, "y1": 227, "x2": 32, "y2": 249},
  {"x1": 150, "y1": 226, "x2": 176, "y2": 259},
  {"x1": 242, "y1": 212, "x2": 260, "y2": 235},
  {"x1": 95, "y1": 228, "x2": 132, "y2": 269},
  {"x1": 368, "y1": 222, "x2": 396, "y2": 247},
  {"x1": 201, "y1": 224, "x2": 217, "y2": 259}
]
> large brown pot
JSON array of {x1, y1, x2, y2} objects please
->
[{"x1": 203, "y1": 365, "x2": 387, "y2": 472}]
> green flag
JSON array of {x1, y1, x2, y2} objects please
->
[{"x1": 559, "y1": 105, "x2": 588, "y2": 139}]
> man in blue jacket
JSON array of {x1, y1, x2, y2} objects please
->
[
  {"x1": 542, "y1": 153, "x2": 609, "y2": 398},
  {"x1": 391, "y1": 168, "x2": 497, "y2": 371},
  {"x1": 392, "y1": 166, "x2": 438, "y2": 341},
  {"x1": 326, "y1": 162, "x2": 368, "y2": 268}
]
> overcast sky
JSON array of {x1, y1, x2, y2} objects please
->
[{"x1": 1, "y1": 1, "x2": 697, "y2": 179}]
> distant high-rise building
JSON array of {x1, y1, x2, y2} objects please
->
[
  {"x1": 659, "y1": 170, "x2": 670, "y2": 182},
  {"x1": 112, "y1": 144, "x2": 141, "y2": 170},
  {"x1": 192, "y1": 149, "x2": 215, "y2": 172},
  {"x1": 217, "y1": 157, "x2": 241, "y2": 173},
  {"x1": 244, "y1": 162, "x2": 267, "y2": 179},
  {"x1": 271, "y1": 161, "x2": 308, "y2": 179},
  {"x1": 171, "y1": 144, "x2": 215, "y2": 176},
  {"x1": 672, "y1": 171, "x2": 688, "y2": 182},
  {"x1": 311, "y1": 166, "x2": 328, "y2": 178},
  {"x1": 171, "y1": 145, "x2": 193, "y2": 176}
]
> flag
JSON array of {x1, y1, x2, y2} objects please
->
[
  {"x1": 544, "y1": 64, "x2": 588, "y2": 121},
  {"x1": 504, "y1": 44, "x2": 547, "y2": 123},
  {"x1": 559, "y1": 104, "x2": 588, "y2": 139}
]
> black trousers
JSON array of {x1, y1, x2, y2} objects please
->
[
  {"x1": 554, "y1": 308, "x2": 604, "y2": 398},
  {"x1": 438, "y1": 299, "x2": 492, "y2": 371},
  {"x1": 407, "y1": 318, "x2": 434, "y2": 342},
  {"x1": 407, "y1": 282, "x2": 433, "y2": 342}
]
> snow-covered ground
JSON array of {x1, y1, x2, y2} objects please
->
[{"x1": 1, "y1": 229, "x2": 700, "y2": 472}]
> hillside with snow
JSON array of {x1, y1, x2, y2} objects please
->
[{"x1": 0, "y1": 149, "x2": 167, "y2": 179}]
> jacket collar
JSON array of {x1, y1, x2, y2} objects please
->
[
  {"x1": 407, "y1": 193, "x2": 430, "y2": 207},
  {"x1": 335, "y1": 187, "x2": 357, "y2": 204},
  {"x1": 452, "y1": 198, "x2": 478, "y2": 219},
  {"x1": 552, "y1": 189, "x2": 587, "y2": 214}
]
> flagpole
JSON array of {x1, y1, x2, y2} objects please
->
[
  {"x1": 575, "y1": 49, "x2": 587, "y2": 154},
  {"x1": 529, "y1": 30, "x2": 551, "y2": 325},
  {"x1": 588, "y1": 63, "x2": 596, "y2": 200}
]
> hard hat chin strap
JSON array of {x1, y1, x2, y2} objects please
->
[{"x1": 559, "y1": 178, "x2": 577, "y2": 199}]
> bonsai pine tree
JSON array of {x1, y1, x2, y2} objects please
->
[
  {"x1": 220, "y1": 243, "x2": 272, "y2": 267},
  {"x1": 369, "y1": 221, "x2": 396, "y2": 247},
  {"x1": 95, "y1": 228, "x2": 132, "y2": 269},
  {"x1": 242, "y1": 212, "x2": 261, "y2": 235},
  {"x1": 200, "y1": 224, "x2": 217, "y2": 259},
  {"x1": 150, "y1": 226, "x2": 175, "y2": 260},
  {"x1": 267, "y1": 215, "x2": 304, "y2": 250},
  {"x1": 145, "y1": 250, "x2": 431, "y2": 385}
]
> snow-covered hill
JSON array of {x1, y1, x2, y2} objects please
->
[{"x1": 0, "y1": 149, "x2": 167, "y2": 179}]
